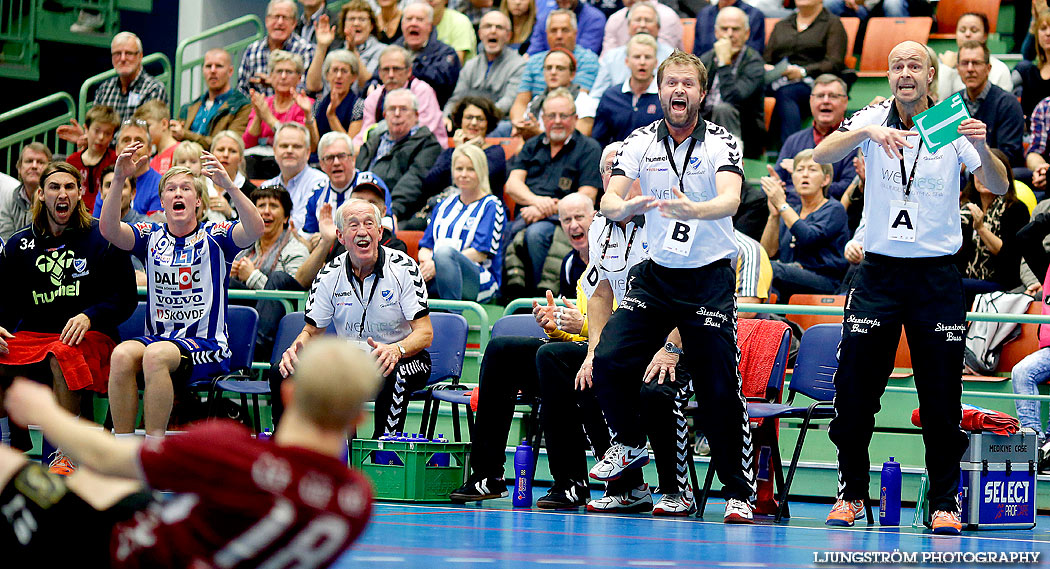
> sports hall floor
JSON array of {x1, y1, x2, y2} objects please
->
[{"x1": 334, "y1": 491, "x2": 1050, "y2": 568}]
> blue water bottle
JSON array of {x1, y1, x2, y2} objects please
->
[
  {"x1": 513, "y1": 440, "x2": 534, "y2": 508},
  {"x1": 880, "y1": 457, "x2": 901, "y2": 526}
]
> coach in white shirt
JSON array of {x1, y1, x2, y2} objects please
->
[
  {"x1": 586, "y1": 50, "x2": 758, "y2": 524},
  {"x1": 813, "y1": 40, "x2": 1008, "y2": 535}
]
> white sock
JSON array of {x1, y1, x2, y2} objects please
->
[
  {"x1": 144, "y1": 434, "x2": 163, "y2": 442},
  {"x1": 114, "y1": 432, "x2": 138, "y2": 439},
  {"x1": 0, "y1": 418, "x2": 9, "y2": 446}
]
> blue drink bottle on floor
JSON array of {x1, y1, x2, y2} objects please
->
[
  {"x1": 880, "y1": 457, "x2": 901, "y2": 526},
  {"x1": 513, "y1": 440, "x2": 533, "y2": 507}
]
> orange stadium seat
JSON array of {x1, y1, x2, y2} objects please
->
[
  {"x1": 841, "y1": 17, "x2": 860, "y2": 69},
  {"x1": 764, "y1": 97, "x2": 775, "y2": 133},
  {"x1": 786, "y1": 293, "x2": 845, "y2": 330},
  {"x1": 858, "y1": 17, "x2": 933, "y2": 77},
  {"x1": 682, "y1": 18, "x2": 695, "y2": 53},
  {"x1": 399, "y1": 230, "x2": 424, "y2": 261},
  {"x1": 487, "y1": 137, "x2": 523, "y2": 160},
  {"x1": 930, "y1": 0, "x2": 999, "y2": 39},
  {"x1": 765, "y1": 17, "x2": 779, "y2": 45}
]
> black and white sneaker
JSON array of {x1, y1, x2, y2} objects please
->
[
  {"x1": 450, "y1": 475, "x2": 508, "y2": 503},
  {"x1": 536, "y1": 482, "x2": 589, "y2": 509},
  {"x1": 1039, "y1": 434, "x2": 1050, "y2": 473},
  {"x1": 586, "y1": 484, "x2": 654, "y2": 513}
]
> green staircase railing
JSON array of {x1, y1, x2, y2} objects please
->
[
  {"x1": 0, "y1": 0, "x2": 39, "y2": 80},
  {"x1": 173, "y1": 14, "x2": 264, "y2": 111},
  {"x1": 78, "y1": 51, "x2": 171, "y2": 122},
  {"x1": 35, "y1": 0, "x2": 118, "y2": 47},
  {"x1": 0, "y1": 91, "x2": 75, "y2": 172}
]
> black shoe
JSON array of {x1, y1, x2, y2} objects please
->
[
  {"x1": 1039, "y1": 434, "x2": 1050, "y2": 473},
  {"x1": 536, "y1": 482, "x2": 589, "y2": 510},
  {"x1": 450, "y1": 475, "x2": 508, "y2": 503}
]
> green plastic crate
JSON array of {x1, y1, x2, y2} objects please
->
[{"x1": 351, "y1": 439, "x2": 471, "y2": 502}]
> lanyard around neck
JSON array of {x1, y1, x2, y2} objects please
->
[
  {"x1": 899, "y1": 138, "x2": 924, "y2": 201},
  {"x1": 663, "y1": 135, "x2": 698, "y2": 191}
]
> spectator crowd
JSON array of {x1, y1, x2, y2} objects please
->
[{"x1": 6, "y1": 0, "x2": 1050, "y2": 534}]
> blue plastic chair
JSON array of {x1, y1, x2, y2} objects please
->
[
  {"x1": 117, "y1": 302, "x2": 148, "y2": 341},
  {"x1": 412, "y1": 312, "x2": 470, "y2": 439},
  {"x1": 192, "y1": 305, "x2": 261, "y2": 430},
  {"x1": 743, "y1": 323, "x2": 871, "y2": 523},
  {"x1": 426, "y1": 313, "x2": 546, "y2": 442}
]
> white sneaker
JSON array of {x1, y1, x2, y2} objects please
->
[
  {"x1": 586, "y1": 484, "x2": 653, "y2": 513},
  {"x1": 724, "y1": 498, "x2": 755, "y2": 524},
  {"x1": 70, "y1": 10, "x2": 104, "y2": 33},
  {"x1": 589, "y1": 443, "x2": 650, "y2": 481},
  {"x1": 695, "y1": 436, "x2": 711, "y2": 456},
  {"x1": 653, "y1": 488, "x2": 696, "y2": 516}
]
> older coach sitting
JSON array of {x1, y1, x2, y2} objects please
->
[{"x1": 273, "y1": 199, "x2": 433, "y2": 438}]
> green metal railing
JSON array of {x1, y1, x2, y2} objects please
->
[
  {"x1": 0, "y1": 0, "x2": 39, "y2": 80},
  {"x1": 0, "y1": 91, "x2": 75, "y2": 172},
  {"x1": 173, "y1": 15, "x2": 264, "y2": 111},
  {"x1": 79, "y1": 52, "x2": 172, "y2": 123}
]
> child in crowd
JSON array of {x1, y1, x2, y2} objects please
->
[
  {"x1": 64, "y1": 105, "x2": 119, "y2": 212},
  {"x1": 133, "y1": 100, "x2": 180, "y2": 175},
  {"x1": 172, "y1": 141, "x2": 228, "y2": 223}
]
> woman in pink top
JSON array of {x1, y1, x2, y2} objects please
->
[{"x1": 243, "y1": 50, "x2": 316, "y2": 149}]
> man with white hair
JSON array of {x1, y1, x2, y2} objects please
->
[
  {"x1": 698, "y1": 5, "x2": 765, "y2": 157},
  {"x1": 237, "y1": 0, "x2": 316, "y2": 96},
  {"x1": 602, "y1": 0, "x2": 683, "y2": 54},
  {"x1": 356, "y1": 89, "x2": 443, "y2": 222},
  {"x1": 274, "y1": 198, "x2": 433, "y2": 438},
  {"x1": 303, "y1": 131, "x2": 389, "y2": 234},
  {"x1": 396, "y1": 1, "x2": 461, "y2": 107},
  {"x1": 355, "y1": 45, "x2": 448, "y2": 149},
  {"x1": 589, "y1": 2, "x2": 674, "y2": 99},
  {"x1": 94, "y1": 32, "x2": 168, "y2": 122},
  {"x1": 528, "y1": 0, "x2": 606, "y2": 56}
]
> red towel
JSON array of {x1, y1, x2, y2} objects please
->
[
  {"x1": 737, "y1": 319, "x2": 790, "y2": 426},
  {"x1": 0, "y1": 331, "x2": 116, "y2": 392},
  {"x1": 910, "y1": 405, "x2": 1020, "y2": 435}
]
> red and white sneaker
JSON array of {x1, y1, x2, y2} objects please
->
[
  {"x1": 653, "y1": 488, "x2": 696, "y2": 517},
  {"x1": 723, "y1": 498, "x2": 755, "y2": 524},
  {"x1": 586, "y1": 484, "x2": 654, "y2": 513},
  {"x1": 589, "y1": 443, "x2": 649, "y2": 481}
]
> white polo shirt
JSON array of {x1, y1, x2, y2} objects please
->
[
  {"x1": 583, "y1": 213, "x2": 650, "y2": 303},
  {"x1": 305, "y1": 246, "x2": 429, "y2": 350},
  {"x1": 611, "y1": 118, "x2": 743, "y2": 269},
  {"x1": 839, "y1": 98, "x2": 982, "y2": 258}
]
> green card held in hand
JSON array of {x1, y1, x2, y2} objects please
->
[{"x1": 913, "y1": 93, "x2": 971, "y2": 154}]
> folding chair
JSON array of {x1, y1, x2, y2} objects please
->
[
  {"x1": 687, "y1": 319, "x2": 791, "y2": 517},
  {"x1": 117, "y1": 302, "x2": 148, "y2": 341},
  {"x1": 424, "y1": 314, "x2": 545, "y2": 444},
  {"x1": 410, "y1": 312, "x2": 469, "y2": 438},
  {"x1": 746, "y1": 323, "x2": 873, "y2": 523},
  {"x1": 192, "y1": 306, "x2": 262, "y2": 430}
]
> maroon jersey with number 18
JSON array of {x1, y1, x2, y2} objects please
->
[{"x1": 110, "y1": 421, "x2": 373, "y2": 568}]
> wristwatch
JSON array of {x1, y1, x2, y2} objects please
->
[
  {"x1": 663, "y1": 342, "x2": 684, "y2": 356},
  {"x1": 778, "y1": 203, "x2": 791, "y2": 213},
  {"x1": 396, "y1": 342, "x2": 406, "y2": 357}
]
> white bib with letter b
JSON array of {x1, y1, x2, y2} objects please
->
[{"x1": 661, "y1": 219, "x2": 700, "y2": 256}]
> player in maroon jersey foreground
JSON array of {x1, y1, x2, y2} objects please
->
[{"x1": 0, "y1": 336, "x2": 379, "y2": 568}]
